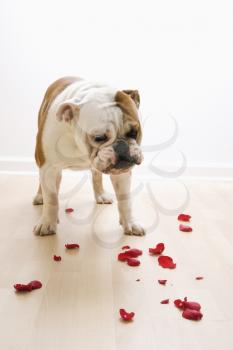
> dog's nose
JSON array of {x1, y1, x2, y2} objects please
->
[{"x1": 113, "y1": 139, "x2": 133, "y2": 169}]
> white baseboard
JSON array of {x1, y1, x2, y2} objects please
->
[{"x1": 0, "y1": 157, "x2": 233, "y2": 181}]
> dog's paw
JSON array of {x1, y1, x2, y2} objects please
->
[
  {"x1": 33, "y1": 218, "x2": 57, "y2": 236},
  {"x1": 95, "y1": 192, "x2": 113, "y2": 204},
  {"x1": 123, "y1": 223, "x2": 146, "y2": 236},
  {"x1": 33, "y1": 193, "x2": 43, "y2": 205}
]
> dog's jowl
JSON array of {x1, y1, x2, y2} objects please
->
[{"x1": 33, "y1": 77, "x2": 145, "y2": 236}]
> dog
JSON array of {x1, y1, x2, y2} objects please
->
[{"x1": 33, "y1": 77, "x2": 145, "y2": 236}]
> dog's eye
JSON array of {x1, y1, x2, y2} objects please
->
[
  {"x1": 126, "y1": 129, "x2": 137, "y2": 139},
  {"x1": 94, "y1": 135, "x2": 108, "y2": 142}
]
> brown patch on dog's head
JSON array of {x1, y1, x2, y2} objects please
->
[{"x1": 115, "y1": 90, "x2": 142, "y2": 144}]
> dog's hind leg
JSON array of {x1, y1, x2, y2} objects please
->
[
  {"x1": 91, "y1": 169, "x2": 113, "y2": 204},
  {"x1": 33, "y1": 184, "x2": 43, "y2": 205},
  {"x1": 33, "y1": 172, "x2": 61, "y2": 206}
]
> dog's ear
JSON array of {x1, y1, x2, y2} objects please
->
[
  {"x1": 122, "y1": 90, "x2": 140, "y2": 108},
  {"x1": 56, "y1": 99, "x2": 80, "y2": 122}
]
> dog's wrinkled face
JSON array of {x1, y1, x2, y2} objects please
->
[
  {"x1": 85, "y1": 90, "x2": 143, "y2": 174},
  {"x1": 57, "y1": 88, "x2": 143, "y2": 173}
]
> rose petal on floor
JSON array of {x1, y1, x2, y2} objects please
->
[
  {"x1": 179, "y1": 224, "x2": 192, "y2": 232},
  {"x1": 65, "y1": 244, "x2": 80, "y2": 249},
  {"x1": 149, "y1": 243, "x2": 165, "y2": 255},
  {"x1": 28, "y1": 280, "x2": 42, "y2": 290},
  {"x1": 178, "y1": 214, "x2": 191, "y2": 222},
  {"x1": 182, "y1": 309, "x2": 203, "y2": 320},
  {"x1": 118, "y1": 253, "x2": 129, "y2": 262},
  {"x1": 53, "y1": 255, "x2": 62, "y2": 261},
  {"x1": 158, "y1": 255, "x2": 176, "y2": 269},
  {"x1": 124, "y1": 249, "x2": 143, "y2": 258},
  {"x1": 65, "y1": 208, "x2": 74, "y2": 213},
  {"x1": 14, "y1": 284, "x2": 32, "y2": 292},
  {"x1": 119, "y1": 308, "x2": 135, "y2": 321},
  {"x1": 158, "y1": 279, "x2": 167, "y2": 285},
  {"x1": 127, "y1": 258, "x2": 140, "y2": 266},
  {"x1": 183, "y1": 301, "x2": 201, "y2": 311},
  {"x1": 174, "y1": 299, "x2": 184, "y2": 309},
  {"x1": 160, "y1": 299, "x2": 169, "y2": 304},
  {"x1": 122, "y1": 245, "x2": 130, "y2": 250}
]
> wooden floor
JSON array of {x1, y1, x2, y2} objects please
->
[{"x1": 0, "y1": 173, "x2": 233, "y2": 350}]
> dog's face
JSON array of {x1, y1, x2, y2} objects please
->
[
  {"x1": 86, "y1": 90, "x2": 143, "y2": 174},
  {"x1": 57, "y1": 89, "x2": 143, "y2": 174}
]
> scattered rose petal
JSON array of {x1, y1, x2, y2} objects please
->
[
  {"x1": 161, "y1": 299, "x2": 169, "y2": 304},
  {"x1": 124, "y1": 249, "x2": 142, "y2": 258},
  {"x1": 179, "y1": 224, "x2": 192, "y2": 232},
  {"x1": 65, "y1": 243, "x2": 80, "y2": 249},
  {"x1": 183, "y1": 301, "x2": 201, "y2": 311},
  {"x1": 53, "y1": 255, "x2": 62, "y2": 261},
  {"x1": 182, "y1": 309, "x2": 203, "y2": 321},
  {"x1": 149, "y1": 243, "x2": 165, "y2": 255},
  {"x1": 178, "y1": 214, "x2": 191, "y2": 222},
  {"x1": 174, "y1": 299, "x2": 184, "y2": 309},
  {"x1": 158, "y1": 279, "x2": 167, "y2": 285},
  {"x1": 122, "y1": 245, "x2": 130, "y2": 250},
  {"x1": 174, "y1": 297, "x2": 201, "y2": 312},
  {"x1": 65, "y1": 208, "x2": 74, "y2": 213},
  {"x1": 14, "y1": 284, "x2": 32, "y2": 292},
  {"x1": 119, "y1": 308, "x2": 135, "y2": 321},
  {"x1": 196, "y1": 276, "x2": 204, "y2": 280},
  {"x1": 127, "y1": 258, "x2": 140, "y2": 266},
  {"x1": 118, "y1": 253, "x2": 129, "y2": 262},
  {"x1": 28, "y1": 280, "x2": 42, "y2": 290},
  {"x1": 158, "y1": 255, "x2": 176, "y2": 269},
  {"x1": 14, "y1": 280, "x2": 42, "y2": 292}
]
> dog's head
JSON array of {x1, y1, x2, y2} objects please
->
[{"x1": 56, "y1": 88, "x2": 143, "y2": 174}]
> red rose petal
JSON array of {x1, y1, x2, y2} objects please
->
[
  {"x1": 178, "y1": 214, "x2": 191, "y2": 222},
  {"x1": 118, "y1": 253, "x2": 129, "y2": 262},
  {"x1": 119, "y1": 308, "x2": 135, "y2": 321},
  {"x1": 65, "y1": 243, "x2": 80, "y2": 249},
  {"x1": 127, "y1": 258, "x2": 140, "y2": 266},
  {"x1": 174, "y1": 298, "x2": 201, "y2": 312},
  {"x1": 183, "y1": 301, "x2": 201, "y2": 311},
  {"x1": 158, "y1": 279, "x2": 167, "y2": 285},
  {"x1": 149, "y1": 243, "x2": 165, "y2": 255},
  {"x1": 65, "y1": 208, "x2": 74, "y2": 213},
  {"x1": 174, "y1": 299, "x2": 184, "y2": 309},
  {"x1": 122, "y1": 245, "x2": 130, "y2": 250},
  {"x1": 53, "y1": 255, "x2": 62, "y2": 261},
  {"x1": 196, "y1": 276, "x2": 204, "y2": 280},
  {"x1": 182, "y1": 309, "x2": 203, "y2": 321},
  {"x1": 158, "y1": 255, "x2": 176, "y2": 269},
  {"x1": 160, "y1": 299, "x2": 169, "y2": 304},
  {"x1": 179, "y1": 224, "x2": 192, "y2": 232},
  {"x1": 14, "y1": 284, "x2": 32, "y2": 292},
  {"x1": 124, "y1": 249, "x2": 142, "y2": 258},
  {"x1": 28, "y1": 280, "x2": 42, "y2": 290}
]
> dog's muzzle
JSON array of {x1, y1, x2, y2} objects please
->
[
  {"x1": 92, "y1": 138, "x2": 143, "y2": 174},
  {"x1": 113, "y1": 139, "x2": 135, "y2": 169}
]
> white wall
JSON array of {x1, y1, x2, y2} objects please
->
[{"x1": 0, "y1": 0, "x2": 233, "y2": 175}]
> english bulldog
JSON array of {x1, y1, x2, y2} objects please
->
[{"x1": 33, "y1": 77, "x2": 145, "y2": 236}]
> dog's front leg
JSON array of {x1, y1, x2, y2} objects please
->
[
  {"x1": 92, "y1": 169, "x2": 113, "y2": 204},
  {"x1": 33, "y1": 165, "x2": 60, "y2": 236},
  {"x1": 110, "y1": 171, "x2": 145, "y2": 236}
]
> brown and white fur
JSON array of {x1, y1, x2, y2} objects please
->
[{"x1": 33, "y1": 77, "x2": 145, "y2": 236}]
